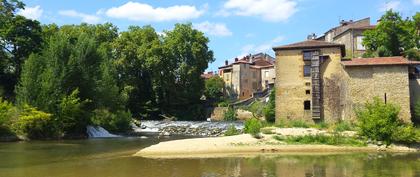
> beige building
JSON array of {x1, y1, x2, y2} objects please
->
[
  {"x1": 273, "y1": 40, "x2": 420, "y2": 123},
  {"x1": 219, "y1": 53, "x2": 275, "y2": 100},
  {"x1": 316, "y1": 18, "x2": 375, "y2": 58}
]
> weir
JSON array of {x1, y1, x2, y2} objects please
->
[{"x1": 86, "y1": 126, "x2": 120, "y2": 138}]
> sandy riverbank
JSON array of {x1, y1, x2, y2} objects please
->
[{"x1": 134, "y1": 134, "x2": 419, "y2": 158}]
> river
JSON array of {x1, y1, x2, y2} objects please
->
[{"x1": 0, "y1": 137, "x2": 419, "y2": 177}]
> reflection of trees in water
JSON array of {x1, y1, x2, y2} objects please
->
[{"x1": 228, "y1": 153, "x2": 420, "y2": 177}]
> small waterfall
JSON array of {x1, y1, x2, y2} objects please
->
[{"x1": 86, "y1": 126, "x2": 121, "y2": 138}]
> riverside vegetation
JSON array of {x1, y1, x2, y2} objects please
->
[{"x1": 0, "y1": 0, "x2": 215, "y2": 140}]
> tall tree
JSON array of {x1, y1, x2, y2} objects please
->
[
  {"x1": 113, "y1": 26, "x2": 162, "y2": 118},
  {"x1": 0, "y1": 0, "x2": 43, "y2": 99},
  {"x1": 162, "y1": 23, "x2": 214, "y2": 119},
  {"x1": 363, "y1": 10, "x2": 419, "y2": 59}
]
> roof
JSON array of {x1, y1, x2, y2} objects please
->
[
  {"x1": 341, "y1": 56, "x2": 420, "y2": 67},
  {"x1": 272, "y1": 40, "x2": 346, "y2": 56},
  {"x1": 333, "y1": 25, "x2": 376, "y2": 39},
  {"x1": 219, "y1": 53, "x2": 275, "y2": 69}
]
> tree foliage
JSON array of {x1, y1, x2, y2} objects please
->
[
  {"x1": 263, "y1": 89, "x2": 276, "y2": 123},
  {"x1": 204, "y1": 76, "x2": 224, "y2": 102},
  {"x1": 363, "y1": 10, "x2": 420, "y2": 60}
]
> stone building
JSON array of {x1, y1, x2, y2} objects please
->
[
  {"x1": 273, "y1": 40, "x2": 420, "y2": 123},
  {"x1": 316, "y1": 18, "x2": 375, "y2": 58},
  {"x1": 219, "y1": 53, "x2": 275, "y2": 100}
]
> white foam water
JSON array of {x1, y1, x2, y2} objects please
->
[{"x1": 86, "y1": 126, "x2": 121, "y2": 138}]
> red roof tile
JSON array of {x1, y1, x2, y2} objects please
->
[{"x1": 341, "y1": 56, "x2": 420, "y2": 67}]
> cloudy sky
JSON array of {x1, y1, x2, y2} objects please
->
[{"x1": 18, "y1": 0, "x2": 420, "y2": 71}]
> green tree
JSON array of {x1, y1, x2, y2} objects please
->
[
  {"x1": 204, "y1": 76, "x2": 224, "y2": 102},
  {"x1": 57, "y1": 89, "x2": 89, "y2": 136},
  {"x1": 0, "y1": 0, "x2": 43, "y2": 99},
  {"x1": 363, "y1": 10, "x2": 419, "y2": 60},
  {"x1": 162, "y1": 23, "x2": 214, "y2": 119},
  {"x1": 263, "y1": 89, "x2": 276, "y2": 123},
  {"x1": 113, "y1": 25, "x2": 162, "y2": 118}
]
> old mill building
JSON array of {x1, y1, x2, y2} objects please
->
[{"x1": 273, "y1": 40, "x2": 420, "y2": 124}]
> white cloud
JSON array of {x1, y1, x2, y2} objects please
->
[
  {"x1": 220, "y1": 0, "x2": 298, "y2": 22},
  {"x1": 59, "y1": 10, "x2": 100, "y2": 24},
  {"x1": 379, "y1": 1, "x2": 401, "y2": 12},
  {"x1": 241, "y1": 35, "x2": 285, "y2": 55},
  {"x1": 413, "y1": 0, "x2": 420, "y2": 5},
  {"x1": 106, "y1": 1, "x2": 205, "y2": 22},
  {"x1": 17, "y1": 5, "x2": 43, "y2": 20},
  {"x1": 193, "y1": 21, "x2": 232, "y2": 37}
]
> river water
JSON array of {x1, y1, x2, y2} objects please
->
[{"x1": 0, "y1": 137, "x2": 419, "y2": 177}]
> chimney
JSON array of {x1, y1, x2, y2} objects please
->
[
  {"x1": 235, "y1": 58, "x2": 238, "y2": 62},
  {"x1": 307, "y1": 33, "x2": 317, "y2": 40},
  {"x1": 225, "y1": 60, "x2": 228, "y2": 65}
]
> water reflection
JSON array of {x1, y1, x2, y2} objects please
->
[{"x1": 0, "y1": 138, "x2": 418, "y2": 177}]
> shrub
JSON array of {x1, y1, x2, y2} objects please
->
[
  {"x1": 356, "y1": 97, "x2": 406, "y2": 145},
  {"x1": 218, "y1": 101, "x2": 229, "y2": 107},
  {"x1": 263, "y1": 89, "x2": 275, "y2": 123},
  {"x1": 289, "y1": 120, "x2": 310, "y2": 128},
  {"x1": 223, "y1": 107, "x2": 237, "y2": 121},
  {"x1": 0, "y1": 98, "x2": 17, "y2": 136},
  {"x1": 334, "y1": 121, "x2": 354, "y2": 132},
  {"x1": 248, "y1": 101, "x2": 264, "y2": 118},
  {"x1": 274, "y1": 134, "x2": 366, "y2": 146},
  {"x1": 224, "y1": 125, "x2": 240, "y2": 136},
  {"x1": 244, "y1": 118, "x2": 262, "y2": 137},
  {"x1": 12, "y1": 105, "x2": 57, "y2": 139},
  {"x1": 313, "y1": 121, "x2": 329, "y2": 129},
  {"x1": 57, "y1": 89, "x2": 89, "y2": 135},
  {"x1": 91, "y1": 109, "x2": 132, "y2": 133},
  {"x1": 414, "y1": 99, "x2": 420, "y2": 121},
  {"x1": 391, "y1": 124, "x2": 419, "y2": 143}
]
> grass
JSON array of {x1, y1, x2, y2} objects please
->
[
  {"x1": 275, "y1": 119, "x2": 310, "y2": 128},
  {"x1": 224, "y1": 125, "x2": 240, "y2": 136},
  {"x1": 273, "y1": 134, "x2": 366, "y2": 147}
]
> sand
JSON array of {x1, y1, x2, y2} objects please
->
[{"x1": 134, "y1": 134, "x2": 419, "y2": 159}]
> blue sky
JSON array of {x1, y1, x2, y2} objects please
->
[{"x1": 18, "y1": 0, "x2": 420, "y2": 71}]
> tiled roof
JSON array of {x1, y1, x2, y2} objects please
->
[
  {"x1": 341, "y1": 56, "x2": 420, "y2": 67},
  {"x1": 201, "y1": 73, "x2": 214, "y2": 79},
  {"x1": 273, "y1": 40, "x2": 345, "y2": 50},
  {"x1": 272, "y1": 40, "x2": 345, "y2": 56}
]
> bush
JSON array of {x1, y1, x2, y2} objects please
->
[
  {"x1": 223, "y1": 107, "x2": 237, "y2": 121},
  {"x1": 414, "y1": 99, "x2": 420, "y2": 121},
  {"x1": 91, "y1": 109, "x2": 132, "y2": 133},
  {"x1": 244, "y1": 118, "x2": 262, "y2": 137},
  {"x1": 224, "y1": 125, "x2": 240, "y2": 136},
  {"x1": 356, "y1": 97, "x2": 412, "y2": 145},
  {"x1": 274, "y1": 134, "x2": 366, "y2": 146},
  {"x1": 289, "y1": 120, "x2": 310, "y2": 128},
  {"x1": 391, "y1": 124, "x2": 419, "y2": 143},
  {"x1": 57, "y1": 89, "x2": 89, "y2": 135},
  {"x1": 263, "y1": 89, "x2": 275, "y2": 123},
  {"x1": 334, "y1": 121, "x2": 354, "y2": 132},
  {"x1": 0, "y1": 98, "x2": 17, "y2": 136},
  {"x1": 247, "y1": 101, "x2": 264, "y2": 118},
  {"x1": 12, "y1": 105, "x2": 57, "y2": 139}
]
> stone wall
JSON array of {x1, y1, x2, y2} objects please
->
[
  {"x1": 275, "y1": 47, "x2": 343, "y2": 123},
  {"x1": 342, "y1": 65, "x2": 412, "y2": 122}
]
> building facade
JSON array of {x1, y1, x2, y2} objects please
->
[
  {"x1": 316, "y1": 18, "x2": 375, "y2": 58},
  {"x1": 273, "y1": 40, "x2": 420, "y2": 123},
  {"x1": 219, "y1": 53, "x2": 275, "y2": 100}
]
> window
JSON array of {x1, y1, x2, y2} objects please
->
[
  {"x1": 304, "y1": 101, "x2": 311, "y2": 110},
  {"x1": 356, "y1": 36, "x2": 365, "y2": 50},
  {"x1": 252, "y1": 72, "x2": 256, "y2": 78},
  {"x1": 265, "y1": 71, "x2": 269, "y2": 77},
  {"x1": 305, "y1": 82, "x2": 311, "y2": 86},
  {"x1": 303, "y1": 51, "x2": 313, "y2": 61},
  {"x1": 306, "y1": 90, "x2": 311, "y2": 95},
  {"x1": 252, "y1": 82, "x2": 257, "y2": 90},
  {"x1": 304, "y1": 65, "x2": 311, "y2": 77}
]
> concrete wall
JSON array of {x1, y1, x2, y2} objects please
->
[{"x1": 342, "y1": 65, "x2": 412, "y2": 122}]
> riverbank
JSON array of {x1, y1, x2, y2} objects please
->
[{"x1": 134, "y1": 134, "x2": 420, "y2": 158}]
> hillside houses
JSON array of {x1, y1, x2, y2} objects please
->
[{"x1": 218, "y1": 53, "x2": 275, "y2": 100}]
